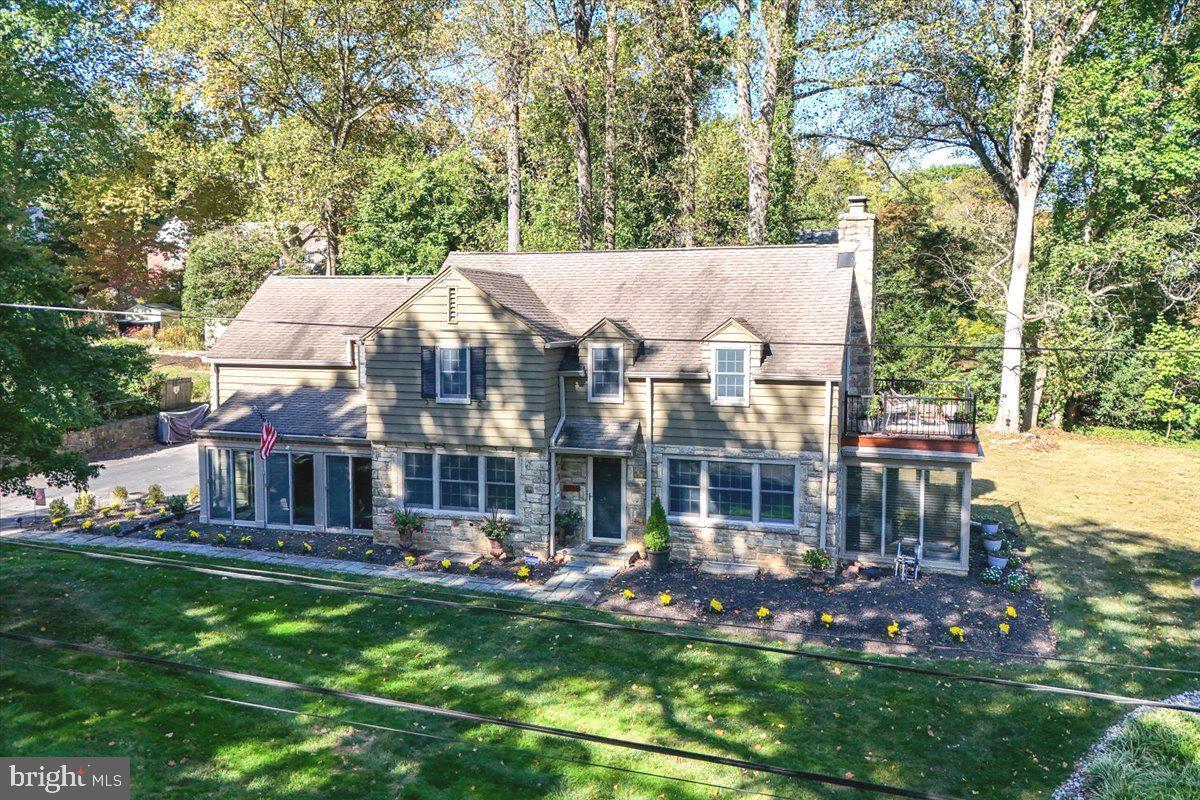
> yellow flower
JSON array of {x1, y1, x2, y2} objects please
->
[
  {"x1": 998, "y1": 622, "x2": 1010, "y2": 636},
  {"x1": 440, "y1": 558, "x2": 452, "y2": 569},
  {"x1": 516, "y1": 565, "x2": 531, "y2": 580},
  {"x1": 276, "y1": 539, "x2": 285, "y2": 549},
  {"x1": 621, "y1": 588, "x2": 636, "y2": 601},
  {"x1": 756, "y1": 606, "x2": 771, "y2": 620},
  {"x1": 302, "y1": 542, "x2": 313, "y2": 552},
  {"x1": 887, "y1": 620, "x2": 900, "y2": 639},
  {"x1": 154, "y1": 529, "x2": 166, "y2": 539},
  {"x1": 338, "y1": 546, "x2": 348, "y2": 554},
  {"x1": 240, "y1": 535, "x2": 252, "y2": 544},
  {"x1": 216, "y1": 533, "x2": 227, "y2": 544},
  {"x1": 1005, "y1": 605, "x2": 1018, "y2": 619},
  {"x1": 469, "y1": 562, "x2": 480, "y2": 573},
  {"x1": 188, "y1": 530, "x2": 199, "y2": 540},
  {"x1": 949, "y1": 625, "x2": 966, "y2": 643},
  {"x1": 820, "y1": 612, "x2": 834, "y2": 628},
  {"x1": 81, "y1": 520, "x2": 93, "y2": 530},
  {"x1": 404, "y1": 555, "x2": 416, "y2": 566},
  {"x1": 51, "y1": 517, "x2": 64, "y2": 527},
  {"x1": 659, "y1": 593, "x2": 672, "y2": 606},
  {"x1": 709, "y1": 599, "x2": 724, "y2": 613}
]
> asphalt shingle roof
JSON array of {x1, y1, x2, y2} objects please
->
[
  {"x1": 206, "y1": 275, "x2": 431, "y2": 363},
  {"x1": 554, "y1": 417, "x2": 641, "y2": 454},
  {"x1": 444, "y1": 244, "x2": 852, "y2": 379},
  {"x1": 198, "y1": 387, "x2": 366, "y2": 440}
]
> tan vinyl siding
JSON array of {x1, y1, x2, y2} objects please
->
[
  {"x1": 564, "y1": 374, "x2": 644, "y2": 421},
  {"x1": 216, "y1": 365, "x2": 357, "y2": 405},
  {"x1": 653, "y1": 380, "x2": 836, "y2": 451},
  {"x1": 365, "y1": 273, "x2": 549, "y2": 448},
  {"x1": 544, "y1": 351, "x2": 563, "y2": 439}
]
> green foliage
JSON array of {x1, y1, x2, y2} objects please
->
[
  {"x1": 341, "y1": 150, "x2": 502, "y2": 274},
  {"x1": 154, "y1": 324, "x2": 203, "y2": 351},
  {"x1": 181, "y1": 226, "x2": 281, "y2": 333},
  {"x1": 73, "y1": 492, "x2": 96, "y2": 515},
  {"x1": 110, "y1": 486, "x2": 128, "y2": 504},
  {"x1": 48, "y1": 498, "x2": 70, "y2": 519},
  {"x1": 801, "y1": 547, "x2": 832, "y2": 571},
  {"x1": 186, "y1": 485, "x2": 200, "y2": 506},
  {"x1": 643, "y1": 498, "x2": 670, "y2": 553},
  {"x1": 481, "y1": 512, "x2": 513, "y2": 542},
  {"x1": 1078, "y1": 708, "x2": 1200, "y2": 800},
  {"x1": 88, "y1": 339, "x2": 158, "y2": 420},
  {"x1": 164, "y1": 495, "x2": 187, "y2": 516},
  {"x1": 391, "y1": 508, "x2": 425, "y2": 538},
  {"x1": 145, "y1": 484, "x2": 166, "y2": 506}
]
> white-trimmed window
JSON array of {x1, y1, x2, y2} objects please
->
[
  {"x1": 711, "y1": 345, "x2": 750, "y2": 405},
  {"x1": 402, "y1": 452, "x2": 518, "y2": 515},
  {"x1": 437, "y1": 345, "x2": 470, "y2": 402},
  {"x1": 666, "y1": 458, "x2": 796, "y2": 526},
  {"x1": 588, "y1": 344, "x2": 623, "y2": 402},
  {"x1": 207, "y1": 447, "x2": 256, "y2": 523}
]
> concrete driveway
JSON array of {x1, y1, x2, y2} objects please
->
[{"x1": 0, "y1": 443, "x2": 198, "y2": 531}]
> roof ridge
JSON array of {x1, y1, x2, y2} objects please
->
[
  {"x1": 449, "y1": 242, "x2": 840, "y2": 257},
  {"x1": 266, "y1": 274, "x2": 434, "y2": 280}
]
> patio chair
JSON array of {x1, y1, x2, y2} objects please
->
[{"x1": 893, "y1": 539, "x2": 922, "y2": 582}]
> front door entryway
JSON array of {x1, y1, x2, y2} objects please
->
[{"x1": 588, "y1": 457, "x2": 624, "y2": 542}]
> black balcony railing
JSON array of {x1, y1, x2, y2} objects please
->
[{"x1": 844, "y1": 380, "x2": 977, "y2": 440}]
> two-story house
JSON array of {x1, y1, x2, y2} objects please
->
[{"x1": 196, "y1": 197, "x2": 982, "y2": 574}]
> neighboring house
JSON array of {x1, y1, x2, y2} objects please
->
[
  {"x1": 196, "y1": 198, "x2": 982, "y2": 574},
  {"x1": 117, "y1": 303, "x2": 181, "y2": 336}
]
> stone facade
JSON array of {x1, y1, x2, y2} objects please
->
[
  {"x1": 371, "y1": 443, "x2": 551, "y2": 557},
  {"x1": 553, "y1": 443, "x2": 647, "y2": 549},
  {"x1": 650, "y1": 444, "x2": 836, "y2": 574}
]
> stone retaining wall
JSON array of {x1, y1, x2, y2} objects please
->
[
  {"x1": 371, "y1": 443, "x2": 551, "y2": 557},
  {"x1": 62, "y1": 414, "x2": 159, "y2": 458}
]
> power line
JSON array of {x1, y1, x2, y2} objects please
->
[
  {"x1": 0, "y1": 656, "x2": 809, "y2": 800},
  {"x1": 17, "y1": 537, "x2": 1196, "y2": 677},
  {"x1": 0, "y1": 632, "x2": 968, "y2": 800},
  {"x1": 4, "y1": 302, "x2": 1198, "y2": 355},
  {"x1": 6, "y1": 540, "x2": 1196, "y2": 713}
]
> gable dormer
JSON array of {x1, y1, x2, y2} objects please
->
[
  {"x1": 702, "y1": 318, "x2": 767, "y2": 407},
  {"x1": 577, "y1": 318, "x2": 642, "y2": 404}
]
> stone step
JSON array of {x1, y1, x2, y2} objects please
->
[
  {"x1": 698, "y1": 560, "x2": 760, "y2": 578},
  {"x1": 559, "y1": 545, "x2": 639, "y2": 567},
  {"x1": 425, "y1": 550, "x2": 483, "y2": 566}
]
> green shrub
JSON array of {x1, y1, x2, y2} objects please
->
[
  {"x1": 74, "y1": 491, "x2": 96, "y2": 515},
  {"x1": 164, "y1": 495, "x2": 188, "y2": 516},
  {"x1": 392, "y1": 507, "x2": 425, "y2": 538},
  {"x1": 643, "y1": 497, "x2": 670, "y2": 553},
  {"x1": 110, "y1": 486, "x2": 128, "y2": 504},
  {"x1": 154, "y1": 324, "x2": 203, "y2": 351},
  {"x1": 88, "y1": 338, "x2": 156, "y2": 420},
  {"x1": 145, "y1": 484, "x2": 165, "y2": 505},
  {"x1": 802, "y1": 547, "x2": 832, "y2": 571},
  {"x1": 48, "y1": 497, "x2": 70, "y2": 519}
]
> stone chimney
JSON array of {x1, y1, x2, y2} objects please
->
[{"x1": 838, "y1": 196, "x2": 876, "y2": 395}]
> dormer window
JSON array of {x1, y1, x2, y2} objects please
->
[
  {"x1": 711, "y1": 345, "x2": 750, "y2": 405},
  {"x1": 588, "y1": 343, "x2": 623, "y2": 403}
]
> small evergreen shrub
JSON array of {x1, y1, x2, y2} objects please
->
[
  {"x1": 186, "y1": 485, "x2": 201, "y2": 506},
  {"x1": 110, "y1": 486, "x2": 128, "y2": 504},
  {"x1": 164, "y1": 495, "x2": 188, "y2": 516},
  {"x1": 74, "y1": 491, "x2": 96, "y2": 515},
  {"x1": 643, "y1": 498, "x2": 670, "y2": 553},
  {"x1": 48, "y1": 498, "x2": 70, "y2": 519},
  {"x1": 145, "y1": 484, "x2": 166, "y2": 505}
]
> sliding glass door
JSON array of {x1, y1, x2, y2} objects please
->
[
  {"x1": 325, "y1": 454, "x2": 372, "y2": 532},
  {"x1": 265, "y1": 453, "x2": 315, "y2": 528},
  {"x1": 207, "y1": 448, "x2": 256, "y2": 523},
  {"x1": 843, "y1": 464, "x2": 965, "y2": 565}
]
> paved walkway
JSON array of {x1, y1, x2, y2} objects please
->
[{"x1": 0, "y1": 529, "x2": 621, "y2": 606}]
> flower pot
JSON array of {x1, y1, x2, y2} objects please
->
[
  {"x1": 488, "y1": 537, "x2": 508, "y2": 560},
  {"x1": 981, "y1": 520, "x2": 1001, "y2": 536},
  {"x1": 987, "y1": 552, "x2": 1009, "y2": 570},
  {"x1": 983, "y1": 535, "x2": 1003, "y2": 553},
  {"x1": 857, "y1": 418, "x2": 877, "y2": 434},
  {"x1": 647, "y1": 548, "x2": 670, "y2": 572},
  {"x1": 810, "y1": 570, "x2": 827, "y2": 586}
]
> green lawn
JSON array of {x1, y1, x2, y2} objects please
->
[{"x1": 1, "y1": 431, "x2": 1196, "y2": 799}]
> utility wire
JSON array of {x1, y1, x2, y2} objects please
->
[
  {"x1": 6, "y1": 540, "x2": 1196, "y2": 713},
  {"x1": 4, "y1": 302, "x2": 1197, "y2": 355},
  {"x1": 15, "y1": 538, "x2": 1195, "y2": 678},
  {"x1": 0, "y1": 632, "x2": 967, "y2": 800},
  {"x1": 0, "y1": 655, "x2": 809, "y2": 800}
]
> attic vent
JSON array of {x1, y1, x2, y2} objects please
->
[{"x1": 447, "y1": 286, "x2": 458, "y2": 324}]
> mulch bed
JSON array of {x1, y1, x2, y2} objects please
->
[
  {"x1": 596, "y1": 556, "x2": 1055, "y2": 663},
  {"x1": 36, "y1": 512, "x2": 558, "y2": 584}
]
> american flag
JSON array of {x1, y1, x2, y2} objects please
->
[{"x1": 258, "y1": 417, "x2": 279, "y2": 460}]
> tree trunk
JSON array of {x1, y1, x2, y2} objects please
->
[
  {"x1": 569, "y1": 0, "x2": 593, "y2": 250},
  {"x1": 504, "y1": 0, "x2": 523, "y2": 254},
  {"x1": 320, "y1": 199, "x2": 340, "y2": 276},
  {"x1": 1024, "y1": 354, "x2": 1047, "y2": 429},
  {"x1": 678, "y1": 68, "x2": 696, "y2": 247},
  {"x1": 993, "y1": 181, "x2": 1038, "y2": 432},
  {"x1": 602, "y1": 1, "x2": 618, "y2": 250}
]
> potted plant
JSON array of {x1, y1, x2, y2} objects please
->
[
  {"x1": 982, "y1": 524, "x2": 1004, "y2": 553},
  {"x1": 980, "y1": 518, "x2": 1001, "y2": 538},
  {"x1": 987, "y1": 540, "x2": 1011, "y2": 571},
  {"x1": 643, "y1": 498, "x2": 671, "y2": 572},
  {"x1": 946, "y1": 408, "x2": 971, "y2": 437},
  {"x1": 857, "y1": 395, "x2": 883, "y2": 433},
  {"x1": 802, "y1": 548, "x2": 832, "y2": 585},
  {"x1": 481, "y1": 512, "x2": 514, "y2": 559},
  {"x1": 391, "y1": 507, "x2": 424, "y2": 547},
  {"x1": 554, "y1": 507, "x2": 583, "y2": 547}
]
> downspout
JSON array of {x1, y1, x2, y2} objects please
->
[
  {"x1": 548, "y1": 374, "x2": 567, "y2": 559},
  {"x1": 819, "y1": 379, "x2": 832, "y2": 550},
  {"x1": 644, "y1": 377, "x2": 653, "y2": 512}
]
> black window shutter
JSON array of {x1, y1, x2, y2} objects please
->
[
  {"x1": 420, "y1": 347, "x2": 436, "y2": 399},
  {"x1": 470, "y1": 346, "x2": 487, "y2": 400}
]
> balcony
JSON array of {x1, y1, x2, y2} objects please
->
[{"x1": 843, "y1": 380, "x2": 977, "y2": 442}]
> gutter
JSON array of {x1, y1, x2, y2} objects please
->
[{"x1": 197, "y1": 430, "x2": 370, "y2": 447}]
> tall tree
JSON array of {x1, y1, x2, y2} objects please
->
[
  {"x1": 601, "y1": 0, "x2": 619, "y2": 248},
  {"x1": 505, "y1": 0, "x2": 527, "y2": 252},
  {"x1": 847, "y1": 0, "x2": 1101, "y2": 431},
  {"x1": 152, "y1": 0, "x2": 449, "y2": 274}
]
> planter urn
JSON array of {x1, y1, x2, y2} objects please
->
[
  {"x1": 810, "y1": 570, "x2": 827, "y2": 587},
  {"x1": 983, "y1": 534, "x2": 1003, "y2": 553},
  {"x1": 488, "y1": 537, "x2": 508, "y2": 560},
  {"x1": 981, "y1": 520, "x2": 1001, "y2": 536},
  {"x1": 987, "y1": 552, "x2": 1009, "y2": 570},
  {"x1": 647, "y1": 548, "x2": 670, "y2": 572}
]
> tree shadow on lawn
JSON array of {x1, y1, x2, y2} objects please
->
[{"x1": 0, "y1": 549, "x2": 1182, "y2": 799}]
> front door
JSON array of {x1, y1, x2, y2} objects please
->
[{"x1": 588, "y1": 457, "x2": 624, "y2": 542}]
